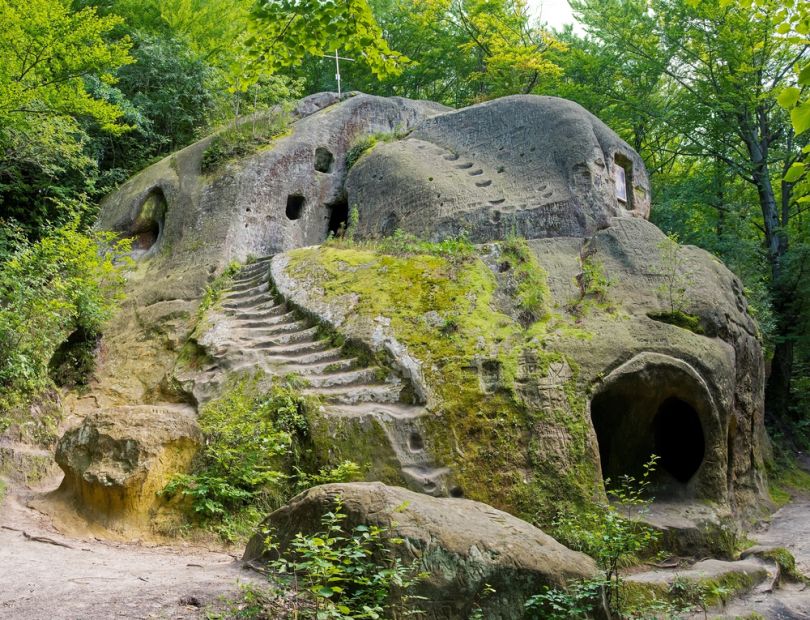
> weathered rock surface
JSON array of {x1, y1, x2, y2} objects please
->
[
  {"x1": 244, "y1": 482, "x2": 599, "y2": 619},
  {"x1": 55, "y1": 404, "x2": 200, "y2": 529},
  {"x1": 347, "y1": 95, "x2": 650, "y2": 242},
  {"x1": 60, "y1": 91, "x2": 768, "y2": 536}
]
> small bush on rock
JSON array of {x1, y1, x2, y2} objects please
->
[
  {"x1": 262, "y1": 497, "x2": 424, "y2": 619},
  {"x1": 163, "y1": 375, "x2": 362, "y2": 542}
]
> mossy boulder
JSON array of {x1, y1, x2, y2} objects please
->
[
  {"x1": 273, "y1": 216, "x2": 768, "y2": 525},
  {"x1": 244, "y1": 482, "x2": 599, "y2": 620}
]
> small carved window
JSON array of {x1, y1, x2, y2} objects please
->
[{"x1": 614, "y1": 153, "x2": 634, "y2": 209}]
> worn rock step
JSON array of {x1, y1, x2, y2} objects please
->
[
  {"x1": 305, "y1": 383, "x2": 403, "y2": 405},
  {"x1": 259, "y1": 348, "x2": 346, "y2": 366},
  {"x1": 229, "y1": 275, "x2": 269, "y2": 292},
  {"x1": 293, "y1": 357, "x2": 358, "y2": 375},
  {"x1": 223, "y1": 281, "x2": 270, "y2": 300},
  {"x1": 225, "y1": 305, "x2": 290, "y2": 320},
  {"x1": 401, "y1": 465, "x2": 452, "y2": 496},
  {"x1": 625, "y1": 558, "x2": 771, "y2": 610},
  {"x1": 245, "y1": 339, "x2": 332, "y2": 356},
  {"x1": 221, "y1": 297, "x2": 285, "y2": 312},
  {"x1": 327, "y1": 402, "x2": 427, "y2": 420},
  {"x1": 303, "y1": 367, "x2": 383, "y2": 389}
]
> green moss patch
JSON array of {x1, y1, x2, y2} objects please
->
[
  {"x1": 285, "y1": 243, "x2": 601, "y2": 525},
  {"x1": 647, "y1": 311, "x2": 704, "y2": 334}
]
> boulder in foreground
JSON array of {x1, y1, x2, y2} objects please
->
[{"x1": 244, "y1": 482, "x2": 599, "y2": 619}]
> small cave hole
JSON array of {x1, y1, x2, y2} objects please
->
[
  {"x1": 450, "y1": 486, "x2": 464, "y2": 498},
  {"x1": 408, "y1": 431, "x2": 424, "y2": 452},
  {"x1": 48, "y1": 327, "x2": 101, "y2": 389},
  {"x1": 653, "y1": 397, "x2": 705, "y2": 484},
  {"x1": 381, "y1": 212, "x2": 399, "y2": 237},
  {"x1": 129, "y1": 187, "x2": 167, "y2": 252},
  {"x1": 314, "y1": 146, "x2": 334, "y2": 173},
  {"x1": 327, "y1": 196, "x2": 349, "y2": 237},
  {"x1": 286, "y1": 194, "x2": 306, "y2": 220}
]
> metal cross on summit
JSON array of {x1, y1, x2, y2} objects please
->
[{"x1": 321, "y1": 49, "x2": 355, "y2": 97}]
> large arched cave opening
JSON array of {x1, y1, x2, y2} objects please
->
[{"x1": 590, "y1": 362, "x2": 710, "y2": 497}]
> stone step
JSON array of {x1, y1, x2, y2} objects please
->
[
  {"x1": 305, "y1": 383, "x2": 403, "y2": 406},
  {"x1": 303, "y1": 367, "x2": 382, "y2": 390},
  {"x1": 237, "y1": 256, "x2": 273, "y2": 274},
  {"x1": 223, "y1": 281, "x2": 270, "y2": 300},
  {"x1": 326, "y1": 402, "x2": 427, "y2": 420},
  {"x1": 253, "y1": 339, "x2": 334, "y2": 356},
  {"x1": 229, "y1": 274, "x2": 269, "y2": 292},
  {"x1": 401, "y1": 465, "x2": 452, "y2": 496},
  {"x1": 225, "y1": 305, "x2": 290, "y2": 320},
  {"x1": 261, "y1": 348, "x2": 346, "y2": 366},
  {"x1": 240, "y1": 329, "x2": 320, "y2": 348},
  {"x1": 294, "y1": 358, "x2": 358, "y2": 375},
  {"x1": 221, "y1": 297, "x2": 285, "y2": 312}
]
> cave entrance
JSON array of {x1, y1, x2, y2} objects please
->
[
  {"x1": 286, "y1": 194, "x2": 306, "y2": 220},
  {"x1": 327, "y1": 196, "x2": 349, "y2": 237},
  {"x1": 590, "y1": 365, "x2": 708, "y2": 496},
  {"x1": 653, "y1": 397, "x2": 705, "y2": 483},
  {"x1": 130, "y1": 188, "x2": 167, "y2": 253}
]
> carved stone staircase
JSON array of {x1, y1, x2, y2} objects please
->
[{"x1": 196, "y1": 257, "x2": 452, "y2": 496}]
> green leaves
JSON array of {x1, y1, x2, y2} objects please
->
[
  {"x1": 266, "y1": 497, "x2": 423, "y2": 618},
  {"x1": 249, "y1": 0, "x2": 409, "y2": 80},
  {"x1": 0, "y1": 222, "x2": 130, "y2": 409}
]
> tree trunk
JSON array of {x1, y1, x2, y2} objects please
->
[{"x1": 742, "y1": 121, "x2": 793, "y2": 422}]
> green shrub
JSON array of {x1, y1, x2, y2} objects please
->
[
  {"x1": 198, "y1": 261, "x2": 241, "y2": 316},
  {"x1": 0, "y1": 222, "x2": 130, "y2": 413},
  {"x1": 263, "y1": 497, "x2": 424, "y2": 619},
  {"x1": 544, "y1": 456, "x2": 661, "y2": 618},
  {"x1": 201, "y1": 108, "x2": 291, "y2": 174},
  {"x1": 500, "y1": 236, "x2": 551, "y2": 323},
  {"x1": 344, "y1": 132, "x2": 398, "y2": 170},
  {"x1": 162, "y1": 375, "x2": 361, "y2": 542}
]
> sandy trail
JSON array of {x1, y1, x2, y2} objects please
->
[
  {"x1": 696, "y1": 455, "x2": 810, "y2": 619},
  {"x1": 0, "y1": 477, "x2": 261, "y2": 620}
]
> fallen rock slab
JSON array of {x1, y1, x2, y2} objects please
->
[{"x1": 244, "y1": 481, "x2": 599, "y2": 619}]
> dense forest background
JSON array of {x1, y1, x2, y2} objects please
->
[{"x1": 0, "y1": 0, "x2": 808, "y2": 450}]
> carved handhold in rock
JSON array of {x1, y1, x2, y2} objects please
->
[
  {"x1": 55, "y1": 404, "x2": 201, "y2": 530},
  {"x1": 244, "y1": 482, "x2": 599, "y2": 619}
]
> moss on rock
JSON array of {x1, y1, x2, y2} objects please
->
[{"x1": 285, "y1": 243, "x2": 601, "y2": 524}]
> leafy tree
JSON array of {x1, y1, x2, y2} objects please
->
[
  {"x1": 567, "y1": 0, "x2": 809, "y2": 422},
  {"x1": 0, "y1": 222, "x2": 130, "y2": 413},
  {"x1": 292, "y1": 0, "x2": 564, "y2": 107},
  {"x1": 0, "y1": 0, "x2": 133, "y2": 240}
]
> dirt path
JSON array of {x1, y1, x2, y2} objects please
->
[
  {"x1": 0, "y1": 477, "x2": 261, "y2": 620},
  {"x1": 708, "y1": 456, "x2": 810, "y2": 619}
]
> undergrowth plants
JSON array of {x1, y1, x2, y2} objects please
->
[
  {"x1": 0, "y1": 222, "x2": 131, "y2": 423},
  {"x1": 162, "y1": 374, "x2": 361, "y2": 542},
  {"x1": 531, "y1": 456, "x2": 663, "y2": 619},
  {"x1": 262, "y1": 498, "x2": 425, "y2": 619}
]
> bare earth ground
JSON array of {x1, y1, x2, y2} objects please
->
[
  {"x1": 0, "y1": 475, "x2": 262, "y2": 620},
  {"x1": 4, "y1": 463, "x2": 810, "y2": 619},
  {"x1": 688, "y1": 454, "x2": 810, "y2": 620}
]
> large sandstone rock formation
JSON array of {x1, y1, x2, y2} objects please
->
[
  {"x1": 347, "y1": 95, "x2": 650, "y2": 241},
  {"x1": 54, "y1": 92, "x2": 769, "y2": 538},
  {"x1": 243, "y1": 482, "x2": 599, "y2": 619}
]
